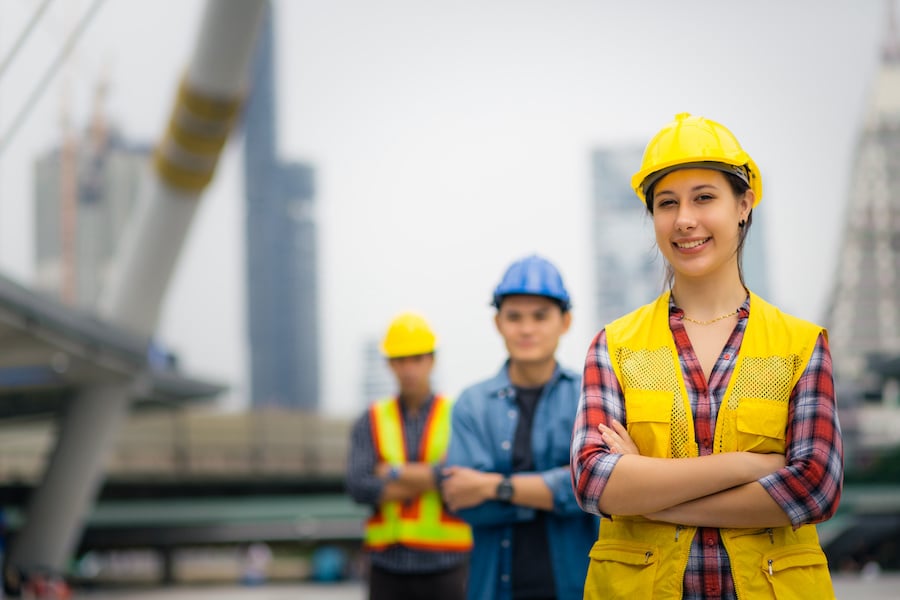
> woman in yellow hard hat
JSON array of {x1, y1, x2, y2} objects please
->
[{"x1": 570, "y1": 113, "x2": 843, "y2": 599}]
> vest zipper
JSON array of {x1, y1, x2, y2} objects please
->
[
  {"x1": 767, "y1": 528, "x2": 774, "y2": 544},
  {"x1": 674, "y1": 525, "x2": 684, "y2": 541},
  {"x1": 768, "y1": 558, "x2": 774, "y2": 575},
  {"x1": 644, "y1": 551, "x2": 653, "y2": 564}
]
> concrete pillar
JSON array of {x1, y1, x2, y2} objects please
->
[
  {"x1": 8, "y1": 384, "x2": 131, "y2": 570},
  {"x1": 8, "y1": 0, "x2": 267, "y2": 575}
]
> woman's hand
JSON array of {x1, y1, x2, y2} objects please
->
[{"x1": 598, "y1": 419, "x2": 639, "y2": 455}]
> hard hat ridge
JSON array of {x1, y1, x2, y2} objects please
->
[{"x1": 492, "y1": 254, "x2": 571, "y2": 310}]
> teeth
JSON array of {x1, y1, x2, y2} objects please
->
[{"x1": 676, "y1": 238, "x2": 708, "y2": 249}]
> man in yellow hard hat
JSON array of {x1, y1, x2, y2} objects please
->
[{"x1": 346, "y1": 312, "x2": 472, "y2": 600}]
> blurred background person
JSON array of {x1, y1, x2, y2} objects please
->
[
  {"x1": 346, "y1": 312, "x2": 471, "y2": 600},
  {"x1": 442, "y1": 255, "x2": 598, "y2": 600}
]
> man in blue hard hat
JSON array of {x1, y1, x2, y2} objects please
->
[{"x1": 442, "y1": 255, "x2": 598, "y2": 600}]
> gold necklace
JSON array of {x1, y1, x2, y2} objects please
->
[{"x1": 682, "y1": 309, "x2": 738, "y2": 326}]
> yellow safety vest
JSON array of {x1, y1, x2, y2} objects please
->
[
  {"x1": 584, "y1": 291, "x2": 835, "y2": 600},
  {"x1": 364, "y1": 395, "x2": 472, "y2": 552}
]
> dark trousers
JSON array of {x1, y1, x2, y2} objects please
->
[{"x1": 369, "y1": 562, "x2": 468, "y2": 600}]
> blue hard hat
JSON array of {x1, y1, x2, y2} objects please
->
[{"x1": 492, "y1": 255, "x2": 571, "y2": 310}]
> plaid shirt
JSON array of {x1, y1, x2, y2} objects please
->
[{"x1": 571, "y1": 295, "x2": 843, "y2": 600}]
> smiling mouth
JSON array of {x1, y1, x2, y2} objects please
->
[{"x1": 675, "y1": 237, "x2": 711, "y2": 249}]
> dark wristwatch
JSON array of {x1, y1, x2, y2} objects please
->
[{"x1": 496, "y1": 476, "x2": 514, "y2": 502}]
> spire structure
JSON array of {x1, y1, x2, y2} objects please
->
[
  {"x1": 825, "y1": 0, "x2": 900, "y2": 379},
  {"x1": 885, "y1": 0, "x2": 900, "y2": 62}
]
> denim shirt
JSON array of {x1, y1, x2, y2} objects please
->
[{"x1": 446, "y1": 362, "x2": 599, "y2": 600}]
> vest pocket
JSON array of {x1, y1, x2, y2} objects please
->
[
  {"x1": 624, "y1": 390, "x2": 672, "y2": 458},
  {"x1": 584, "y1": 539, "x2": 658, "y2": 599},
  {"x1": 735, "y1": 397, "x2": 788, "y2": 454},
  {"x1": 760, "y1": 544, "x2": 833, "y2": 600}
]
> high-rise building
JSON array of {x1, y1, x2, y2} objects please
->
[
  {"x1": 34, "y1": 106, "x2": 150, "y2": 308},
  {"x1": 590, "y1": 147, "x2": 662, "y2": 330},
  {"x1": 590, "y1": 145, "x2": 771, "y2": 331},
  {"x1": 361, "y1": 338, "x2": 394, "y2": 406},
  {"x1": 825, "y1": 4, "x2": 900, "y2": 380},
  {"x1": 244, "y1": 2, "x2": 320, "y2": 410}
]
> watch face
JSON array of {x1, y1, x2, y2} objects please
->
[{"x1": 497, "y1": 477, "x2": 513, "y2": 502}]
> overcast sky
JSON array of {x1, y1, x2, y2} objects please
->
[{"x1": 0, "y1": 0, "x2": 886, "y2": 416}]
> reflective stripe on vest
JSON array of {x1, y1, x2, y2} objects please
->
[
  {"x1": 364, "y1": 395, "x2": 472, "y2": 551},
  {"x1": 584, "y1": 291, "x2": 834, "y2": 600}
]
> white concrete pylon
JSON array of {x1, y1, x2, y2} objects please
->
[{"x1": 9, "y1": 0, "x2": 268, "y2": 575}]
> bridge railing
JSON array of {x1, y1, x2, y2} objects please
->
[{"x1": 0, "y1": 408, "x2": 354, "y2": 483}]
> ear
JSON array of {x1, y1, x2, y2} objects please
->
[
  {"x1": 561, "y1": 310, "x2": 572, "y2": 334},
  {"x1": 494, "y1": 312, "x2": 502, "y2": 334},
  {"x1": 739, "y1": 190, "x2": 755, "y2": 221}
]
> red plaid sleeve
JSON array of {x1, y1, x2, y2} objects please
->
[{"x1": 571, "y1": 329, "x2": 624, "y2": 515}]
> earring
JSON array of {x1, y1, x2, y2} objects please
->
[{"x1": 738, "y1": 219, "x2": 746, "y2": 228}]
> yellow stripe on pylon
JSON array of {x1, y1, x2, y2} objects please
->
[{"x1": 154, "y1": 77, "x2": 244, "y2": 194}]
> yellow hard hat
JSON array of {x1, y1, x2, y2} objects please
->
[
  {"x1": 381, "y1": 312, "x2": 437, "y2": 358},
  {"x1": 631, "y1": 113, "x2": 762, "y2": 207}
]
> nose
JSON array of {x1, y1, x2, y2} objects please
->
[
  {"x1": 673, "y1": 203, "x2": 696, "y2": 231},
  {"x1": 518, "y1": 317, "x2": 537, "y2": 334}
]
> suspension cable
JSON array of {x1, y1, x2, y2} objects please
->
[
  {"x1": 0, "y1": 0, "x2": 57, "y2": 84},
  {"x1": 0, "y1": 0, "x2": 107, "y2": 158}
]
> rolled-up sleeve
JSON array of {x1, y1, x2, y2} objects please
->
[
  {"x1": 759, "y1": 334, "x2": 844, "y2": 526},
  {"x1": 571, "y1": 329, "x2": 625, "y2": 516}
]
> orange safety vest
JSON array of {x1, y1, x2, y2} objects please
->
[{"x1": 364, "y1": 395, "x2": 473, "y2": 552}]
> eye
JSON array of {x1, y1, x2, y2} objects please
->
[
  {"x1": 696, "y1": 193, "x2": 715, "y2": 202},
  {"x1": 655, "y1": 197, "x2": 676, "y2": 209}
]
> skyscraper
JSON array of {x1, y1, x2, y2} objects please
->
[
  {"x1": 361, "y1": 337, "x2": 394, "y2": 408},
  {"x1": 590, "y1": 147, "x2": 662, "y2": 330},
  {"x1": 825, "y1": 4, "x2": 900, "y2": 380},
  {"x1": 244, "y1": 1, "x2": 320, "y2": 410},
  {"x1": 34, "y1": 98, "x2": 150, "y2": 308}
]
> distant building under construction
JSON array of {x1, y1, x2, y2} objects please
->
[
  {"x1": 825, "y1": 4, "x2": 900, "y2": 382},
  {"x1": 33, "y1": 103, "x2": 150, "y2": 308}
]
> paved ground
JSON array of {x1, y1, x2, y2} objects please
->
[
  {"x1": 68, "y1": 573, "x2": 900, "y2": 599},
  {"x1": 72, "y1": 582, "x2": 364, "y2": 599}
]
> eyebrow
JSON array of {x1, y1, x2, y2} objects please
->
[
  {"x1": 655, "y1": 183, "x2": 720, "y2": 196},
  {"x1": 503, "y1": 306, "x2": 552, "y2": 317}
]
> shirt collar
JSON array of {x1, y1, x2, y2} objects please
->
[{"x1": 486, "y1": 360, "x2": 575, "y2": 399}]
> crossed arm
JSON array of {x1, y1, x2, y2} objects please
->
[
  {"x1": 441, "y1": 466, "x2": 553, "y2": 512},
  {"x1": 597, "y1": 419, "x2": 791, "y2": 528},
  {"x1": 570, "y1": 330, "x2": 842, "y2": 530},
  {"x1": 375, "y1": 462, "x2": 441, "y2": 503}
]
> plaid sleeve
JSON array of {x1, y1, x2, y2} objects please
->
[
  {"x1": 571, "y1": 329, "x2": 624, "y2": 516},
  {"x1": 759, "y1": 333, "x2": 844, "y2": 526}
]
